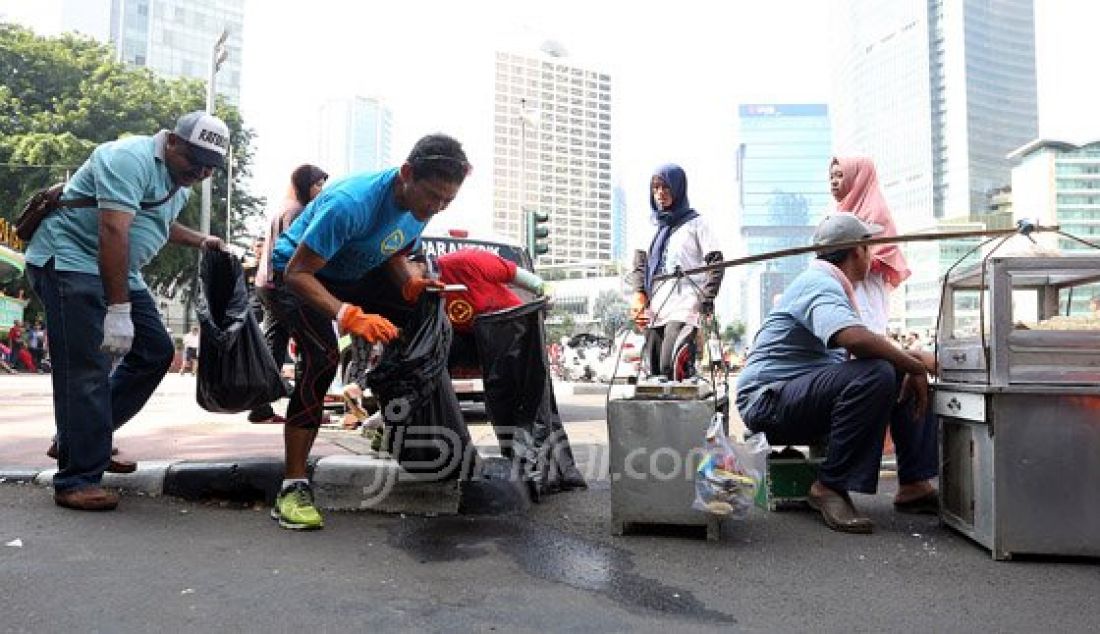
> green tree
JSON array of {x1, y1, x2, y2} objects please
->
[
  {"x1": 545, "y1": 310, "x2": 576, "y2": 344},
  {"x1": 0, "y1": 23, "x2": 263, "y2": 310},
  {"x1": 591, "y1": 289, "x2": 629, "y2": 339},
  {"x1": 722, "y1": 320, "x2": 747, "y2": 347}
]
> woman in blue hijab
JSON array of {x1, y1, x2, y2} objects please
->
[{"x1": 629, "y1": 164, "x2": 725, "y2": 380}]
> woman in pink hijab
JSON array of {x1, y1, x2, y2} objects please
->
[{"x1": 829, "y1": 156, "x2": 910, "y2": 334}]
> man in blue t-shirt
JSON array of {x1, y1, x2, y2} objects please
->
[
  {"x1": 263, "y1": 133, "x2": 470, "y2": 530},
  {"x1": 25, "y1": 111, "x2": 231, "y2": 512},
  {"x1": 737, "y1": 214, "x2": 938, "y2": 534}
]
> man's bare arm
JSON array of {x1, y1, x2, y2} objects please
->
[{"x1": 98, "y1": 210, "x2": 133, "y2": 305}]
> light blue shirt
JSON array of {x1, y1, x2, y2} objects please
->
[
  {"x1": 735, "y1": 266, "x2": 864, "y2": 413},
  {"x1": 25, "y1": 131, "x2": 190, "y2": 291},
  {"x1": 271, "y1": 168, "x2": 425, "y2": 282}
]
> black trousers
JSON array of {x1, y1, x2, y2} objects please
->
[
  {"x1": 262, "y1": 269, "x2": 411, "y2": 429},
  {"x1": 740, "y1": 358, "x2": 938, "y2": 494},
  {"x1": 642, "y1": 321, "x2": 695, "y2": 379}
]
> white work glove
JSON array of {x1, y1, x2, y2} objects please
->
[{"x1": 101, "y1": 302, "x2": 134, "y2": 357}]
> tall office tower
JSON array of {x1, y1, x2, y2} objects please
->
[
  {"x1": 737, "y1": 104, "x2": 832, "y2": 331},
  {"x1": 831, "y1": 0, "x2": 1037, "y2": 226},
  {"x1": 491, "y1": 44, "x2": 613, "y2": 276},
  {"x1": 317, "y1": 97, "x2": 393, "y2": 178},
  {"x1": 830, "y1": 0, "x2": 1038, "y2": 330},
  {"x1": 110, "y1": 0, "x2": 245, "y2": 105}
]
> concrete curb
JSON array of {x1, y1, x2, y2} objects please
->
[{"x1": 1, "y1": 455, "x2": 534, "y2": 516}]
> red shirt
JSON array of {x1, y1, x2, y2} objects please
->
[{"x1": 436, "y1": 250, "x2": 521, "y2": 333}]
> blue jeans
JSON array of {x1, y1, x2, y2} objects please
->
[
  {"x1": 740, "y1": 358, "x2": 938, "y2": 494},
  {"x1": 27, "y1": 260, "x2": 174, "y2": 492}
]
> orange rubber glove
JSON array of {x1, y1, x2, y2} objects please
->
[
  {"x1": 630, "y1": 291, "x2": 650, "y2": 329},
  {"x1": 337, "y1": 304, "x2": 398, "y2": 343},
  {"x1": 401, "y1": 276, "x2": 445, "y2": 303}
]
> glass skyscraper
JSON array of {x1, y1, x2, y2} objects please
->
[
  {"x1": 110, "y1": 0, "x2": 245, "y2": 105},
  {"x1": 830, "y1": 0, "x2": 1037, "y2": 329},
  {"x1": 317, "y1": 96, "x2": 393, "y2": 178},
  {"x1": 737, "y1": 104, "x2": 832, "y2": 328},
  {"x1": 831, "y1": 0, "x2": 1037, "y2": 225}
]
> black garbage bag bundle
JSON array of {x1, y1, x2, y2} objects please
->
[
  {"x1": 366, "y1": 294, "x2": 476, "y2": 480},
  {"x1": 473, "y1": 298, "x2": 587, "y2": 497},
  {"x1": 195, "y1": 250, "x2": 287, "y2": 412}
]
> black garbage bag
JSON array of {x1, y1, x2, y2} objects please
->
[
  {"x1": 473, "y1": 298, "x2": 586, "y2": 497},
  {"x1": 195, "y1": 250, "x2": 287, "y2": 412},
  {"x1": 366, "y1": 293, "x2": 476, "y2": 480}
]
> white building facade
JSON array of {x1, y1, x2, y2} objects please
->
[{"x1": 491, "y1": 47, "x2": 613, "y2": 276}]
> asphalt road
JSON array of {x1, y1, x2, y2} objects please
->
[{"x1": 3, "y1": 469, "x2": 1098, "y2": 632}]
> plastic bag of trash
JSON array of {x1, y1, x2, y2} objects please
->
[
  {"x1": 195, "y1": 250, "x2": 287, "y2": 412},
  {"x1": 367, "y1": 292, "x2": 476, "y2": 480},
  {"x1": 473, "y1": 298, "x2": 587, "y2": 498},
  {"x1": 693, "y1": 413, "x2": 768, "y2": 518}
]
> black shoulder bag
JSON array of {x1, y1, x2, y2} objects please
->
[{"x1": 15, "y1": 183, "x2": 180, "y2": 241}]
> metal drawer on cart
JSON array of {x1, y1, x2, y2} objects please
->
[{"x1": 933, "y1": 390, "x2": 986, "y2": 422}]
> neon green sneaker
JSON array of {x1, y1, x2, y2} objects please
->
[{"x1": 271, "y1": 482, "x2": 324, "y2": 530}]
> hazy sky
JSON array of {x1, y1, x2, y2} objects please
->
[
  {"x1": 236, "y1": 0, "x2": 833, "y2": 249},
  {"x1": 4, "y1": 0, "x2": 1099, "y2": 254},
  {"x1": 235, "y1": 0, "x2": 1100, "y2": 252}
]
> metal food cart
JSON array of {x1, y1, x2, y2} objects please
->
[{"x1": 935, "y1": 255, "x2": 1100, "y2": 560}]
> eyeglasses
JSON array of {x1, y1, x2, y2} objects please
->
[{"x1": 179, "y1": 143, "x2": 219, "y2": 178}]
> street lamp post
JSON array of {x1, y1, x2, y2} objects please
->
[
  {"x1": 519, "y1": 98, "x2": 541, "y2": 251},
  {"x1": 200, "y1": 27, "x2": 230, "y2": 237}
]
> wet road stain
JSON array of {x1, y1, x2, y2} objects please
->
[{"x1": 388, "y1": 517, "x2": 735, "y2": 624}]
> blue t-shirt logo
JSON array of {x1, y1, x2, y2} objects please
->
[{"x1": 381, "y1": 229, "x2": 405, "y2": 256}]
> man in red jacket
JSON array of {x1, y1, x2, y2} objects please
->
[{"x1": 434, "y1": 249, "x2": 545, "y2": 332}]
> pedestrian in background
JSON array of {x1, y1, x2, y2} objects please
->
[
  {"x1": 25, "y1": 111, "x2": 230, "y2": 511},
  {"x1": 179, "y1": 326, "x2": 200, "y2": 375},
  {"x1": 28, "y1": 320, "x2": 46, "y2": 371},
  {"x1": 6, "y1": 319, "x2": 25, "y2": 369},
  {"x1": 265, "y1": 134, "x2": 469, "y2": 530},
  {"x1": 248, "y1": 164, "x2": 328, "y2": 424}
]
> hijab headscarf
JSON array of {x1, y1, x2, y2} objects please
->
[
  {"x1": 831, "y1": 156, "x2": 910, "y2": 287},
  {"x1": 644, "y1": 164, "x2": 698, "y2": 293}
]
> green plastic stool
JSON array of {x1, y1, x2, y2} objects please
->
[{"x1": 754, "y1": 442, "x2": 828, "y2": 511}]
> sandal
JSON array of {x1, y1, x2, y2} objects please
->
[{"x1": 893, "y1": 491, "x2": 939, "y2": 515}]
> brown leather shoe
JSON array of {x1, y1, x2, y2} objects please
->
[
  {"x1": 47, "y1": 442, "x2": 120, "y2": 458},
  {"x1": 808, "y1": 487, "x2": 873, "y2": 534},
  {"x1": 54, "y1": 486, "x2": 120, "y2": 511},
  {"x1": 107, "y1": 458, "x2": 137, "y2": 474}
]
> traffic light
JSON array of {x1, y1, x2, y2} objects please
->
[{"x1": 527, "y1": 209, "x2": 550, "y2": 259}]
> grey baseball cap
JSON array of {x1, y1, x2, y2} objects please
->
[
  {"x1": 812, "y1": 213, "x2": 884, "y2": 248},
  {"x1": 173, "y1": 111, "x2": 230, "y2": 168}
]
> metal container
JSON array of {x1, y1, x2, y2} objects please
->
[
  {"x1": 935, "y1": 254, "x2": 1100, "y2": 559},
  {"x1": 934, "y1": 383, "x2": 1100, "y2": 560},
  {"x1": 937, "y1": 256, "x2": 1100, "y2": 386},
  {"x1": 606, "y1": 398, "x2": 721, "y2": 540}
]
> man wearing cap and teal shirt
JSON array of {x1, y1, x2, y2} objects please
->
[
  {"x1": 25, "y1": 111, "x2": 230, "y2": 512},
  {"x1": 736, "y1": 213, "x2": 938, "y2": 535}
]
